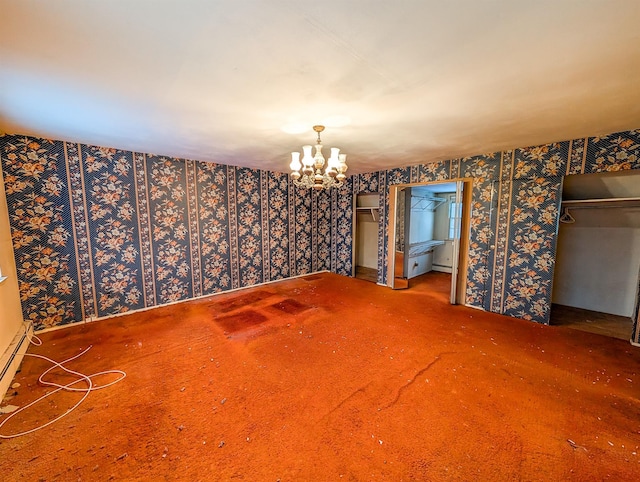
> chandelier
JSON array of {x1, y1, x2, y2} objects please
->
[{"x1": 289, "y1": 125, "x2": 348, "y2": 190}]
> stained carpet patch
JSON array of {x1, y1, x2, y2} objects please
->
[
  {"x1": 301, "y1": 275, "x2": 323, "y2": 281},
  {"x1": 215, "y1": 290, "x2": 275, "y2": 313},
  {"x1": 215, "y1": 310, "x2": 268, "y2": 332},
  {"x1": 269, "y1": 298, "x2": 311, "y2": 315}
]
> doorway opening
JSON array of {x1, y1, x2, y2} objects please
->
[
  {"x1": 551, "y1": 170, "x2": 640, "y2": 341},
  {"x1": 387, "y1": 179, "x2": 472, "y2": 304}
]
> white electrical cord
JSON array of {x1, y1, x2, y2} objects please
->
[{"x1": 0, "y1": 327, "x2": 126, "y2": 439}]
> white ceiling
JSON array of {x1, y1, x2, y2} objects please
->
[{"x1": 1, "y1": 1, "x2": 640, "y2": 175}]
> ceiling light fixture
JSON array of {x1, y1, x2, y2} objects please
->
[{"x1": 289, "y1": 125, "x2": 348, "y2": 190}]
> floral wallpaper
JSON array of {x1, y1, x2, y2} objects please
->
[
  {"x1": 501, "y1": 142, "x2": 568, "y2": 321},
  {"x1": 293, "y1": 186, "x2": 313, "y2": 275},
  {"x1": 83, "y1": 146, "x2": 146, "y2": 316},
  {"x1": 348, "y1": 128, "x2": 640, "y2": 333},
  {"x1": 460, "y1": 153, "x2": 500, "y2": 312},
  {"x1": 332, "y1": 178, "x2": 354, "y2": 276},
  {"x1": 1, "y1": 134, "x2": 351, "y2": 330},
  {"x1": 316, "y1": 190, "x2": 332, "y2": 272},
  {"x1": 146, "y1": 155, "x2": 193, "y2": 304},
  {"x1": 234, "y1": 168, "x2": 264, "y2": 287},
  {"x1": 2, "y1": 138, "x2": 81, "y2": 327},
  {"x1": 586, "y1": 132, "x2": 640, "y2": 174},
  {"x1": 267, "y1": 171, "x2": 290, "y2": 281},
  {"x1": 1, "y1": 128, "x2": 639, "y2": 338},
  {"x1": 196, "y1": 162, "x2": 232, "y2": 294}
]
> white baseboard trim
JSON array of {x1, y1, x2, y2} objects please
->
[{"x1": 0, "y1": 322, "x2": 32, "y2": 400}]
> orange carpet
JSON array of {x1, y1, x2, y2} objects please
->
[{"x1": 1, "y1": 272, "x2": 639, "y2": 481}]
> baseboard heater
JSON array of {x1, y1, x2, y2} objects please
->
[
  {"x1": 0, "y1": 323, "x2": 31, "y2": 398},
  {"x1": 432, "y1": 264, "x2": 452, "y2": 273}
]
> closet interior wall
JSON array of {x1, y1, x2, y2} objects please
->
[{"x1": 553, "y1": 170, "x2": 640, "y2": 319}]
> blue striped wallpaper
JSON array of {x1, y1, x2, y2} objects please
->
[{"x1": 1, "y1": 128, "x2": 639, "y2": 342}]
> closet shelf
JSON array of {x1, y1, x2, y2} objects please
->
[
  {"x1": 408, "y1": 240, "x2": 445, "y2": 258},
  {"x1": 561, "y1": 197, "x2": 640, "y2": 209},
  {"x1": 356, "y1": 207, "x2": 379, "y2": 221}
]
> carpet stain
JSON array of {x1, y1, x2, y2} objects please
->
[
  {"x1": 215, "y1": 290, "x2": 275, "y2": 313},
  {"x1": 301, "y1": 275, "x2": 323, "y2": 281},
  {"x1": 215, "y1": 310, "x2": 268, "y2": 332},
  {"x1": 269, "y1": 298, "x2": 311, "y2": 315},
  {"x1": 2, "y1": 272, "x2": 639, "y2": 482}
]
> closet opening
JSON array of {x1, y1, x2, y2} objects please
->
[
  {"x1": 551, "y1": 170, "x2": 640, "y2": 342},
  {"x1": 354, "y1": 193, "x2": 380, "y2": 283}
]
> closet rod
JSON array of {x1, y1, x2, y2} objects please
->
[
  {"x1": 561, "y1": 197, "x2": 640, "y2": 209},
  {"x1": 411, "y1": 195, "x2": 447, "y2": 211}
]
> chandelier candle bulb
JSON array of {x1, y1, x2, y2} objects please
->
[
  {"x1": 288, "y1": 125, "x2": 348, "y2": 190},
  {"x1": 301, "y1": 145, "x2": 314, "y2": 176},
  {"x1": 290, "y1": 152, "x2": 302, "y2": 181},
  {"x1": 302, "y1": 145, "x2": 313, "y2": 165},
  {"x1": 336, "y1": 153, "x2": 348, "y2": 182},
  {"x1": 313, "y1": 144, "x2": 324, "y2": 169},
  {"x1": 339, "y1": 153, "x2": 347, "y2": 171},
  {"x1": 327, "y1": 149, "x2": 338, "y2": 177},
  {"x1": 290, "y1": 152, "x2": 301, "y2": 170}
]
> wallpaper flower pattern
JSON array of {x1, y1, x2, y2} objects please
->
[
  {"x1": 234, "y1": 168, "x2": 263, "y2": 287},
  {"x1": 501, "y1": 143, "x2": 568, "y2": 321},
  {"x1": 1, "y1": 133, "x2": 355, "y2": 330},
  {"x1": 333, "y1": 178, "x2": 354, "y2": 276},
  {"x1": 460, "y1": 153, "x2": 500, "y2": 311},
  {"x1": 2, "y1": 127, "x2": 640, "y2": 337},
  {"x1": 586, "y1": 130, "x2": 640, "y2": 174},
  {"x1": 82, "y1": 146, "x2": 145, "y2": 316},
  {"x1": 146, "y1": 155, "x2": 193, "y2": 304},
  {"x1": 267, "y1": 172, "x2": 290, "y2": 280},
  {"x1": 294, "y1": 187, "x2": 312, "y2": 275},
  {"x1": 316, "y1": 190, "x2": 332, "y2": 272},
  {"x1": 2, "y1": 138, "x2": 81, "y2": 328},
  {"x1": 196, "y1": 162, "x2": 232, "y2": 294},
  {"x1": 349, "y1": 130, "x2": 640, "y2": 328}
]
